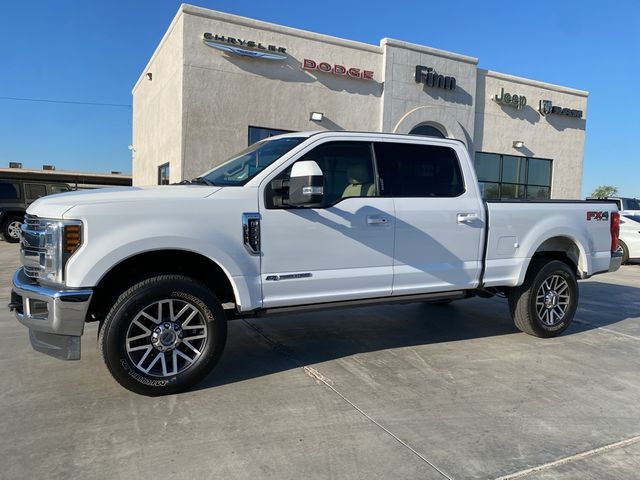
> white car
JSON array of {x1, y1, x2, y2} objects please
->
[
  {"x1": 9, "y1": 131, "x2": 623, "y2": 395},
  {"x1": 618, "y1": 214, "x2": 640, "y2": 263}
]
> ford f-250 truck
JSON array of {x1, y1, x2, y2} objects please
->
[{"x1": 9, "y1": 132, "x2": 623, "y2": 395}]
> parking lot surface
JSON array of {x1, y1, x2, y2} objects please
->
[{"x1": 1, "y1": 240, "x2": 639, "y2": 479}]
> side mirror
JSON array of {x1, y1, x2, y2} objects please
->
[{"x1": 288, "y1": 160, "x2": 324, "y2": 207}]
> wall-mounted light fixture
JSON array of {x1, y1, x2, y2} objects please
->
[
  {"x1": 146, "y1": 72, "x2": 153, "y2": 81},
  {"x1": 310, "y1": 112, "x2": 324, "y2": 122},
  {"x1": 512, "y1": 140, "x2": 524, "y2": 148}
]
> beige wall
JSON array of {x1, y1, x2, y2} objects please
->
[
  {"x1": 132, "y1": 4, "x2": 588, "y2": 198},
  {"x1": 132, "y1": 12, "x2": 185, "y2": 186},
  {"x1": 474, "y1": 70, "x2": 588, "y2": 199},
  {"x1": 381, "y1": 39, "x2": 478, "y2": 148},
  {"x1": 180, "y1": 6, "x2": 383, "y2": 180}
]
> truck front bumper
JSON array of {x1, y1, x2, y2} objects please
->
[
  {"x1": 609, "y1": 251, "x2": 623, "y2": 273},
  {"x1": 9, "y1": 268, "x2": 93, "y2": 360}
]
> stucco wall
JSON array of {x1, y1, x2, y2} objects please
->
[
  {"x1": 132, "y1": 12, "x2": 184, "y2": 186},
  {"x1": 474, "y1": 70, "x2": 588, "y2": 199},
  {"x1": 381, "y1": 39, "x2": 478, "y2": 148},
  {"x1": 180, "y1": 6, "x2": 383, "y2": 181}
]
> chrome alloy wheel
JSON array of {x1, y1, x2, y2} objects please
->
[
  {"x1": 535, "y1": 274, "x2": 570, "y2": 326},
  {"x1": 7, "y1": 220, "x2": 21, "y2": 239},
  {"x1": 125, "y1": 299, "x2": 208, "y2": 377}
]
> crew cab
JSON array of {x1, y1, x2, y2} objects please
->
[{"x1": 9, "y1": 132, "x2": 623, "y2": 395}]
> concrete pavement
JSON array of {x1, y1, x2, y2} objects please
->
[{"x1": 1, "y1": 240, "x2": 639, "y2": 479}]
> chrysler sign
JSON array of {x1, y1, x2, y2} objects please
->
[{"x1": 203, "y1": 33, "x2": 288, "y2": 60}]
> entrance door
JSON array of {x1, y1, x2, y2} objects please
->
[
  {"x1": 260, "y1": 141, "x2": 395, "y2": 308},
  {"x1": 374, "y1": 141, "x2": 484, "y2": 294}
]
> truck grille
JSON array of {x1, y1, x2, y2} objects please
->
[
  {"x1": 21, "y1": 215, "x2": 47, "y2": 280},
  {"x1": 24, "y1": 214, "x2": 44, "y2": 231}
]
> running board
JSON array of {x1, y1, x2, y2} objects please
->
[{"x1": 254, "y1": 290, "x2": 467, "y2": 317}]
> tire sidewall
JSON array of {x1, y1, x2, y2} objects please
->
[
  {"x1": 528, "y1": 261, "x2": 578, "y2": 336},
  {"x1": 619, "y1": 241, "x2": 629, "y2": 264},
  {"x1": 101, "y1": 277, "x2": 226, "y2": 395}
]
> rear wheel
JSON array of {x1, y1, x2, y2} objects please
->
[
  {"x1": 508, "y1": 259, "x2": 578, "y2": 337},
  {"x1": 2, "y1": 216, "x2": 23, "y2": 243},
  {"x1": 99, "y1": 275, "x2": 227, "y2": 396},
  {"x1": 616, "y1": 241, "x2": 630, "y2": 264}
]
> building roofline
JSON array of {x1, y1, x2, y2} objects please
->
[
  {"x1": 380, "y1": 38, "x2": 478, "y2": 65},
  {"x1": 132, "y1": 7, "x2": 185, "y2": 93},
  {"x1": 478, "y1": 69, "x2": 589, "y2": 97},
  {"x1": 0, "y1": 168, "x2": 131, "y2": 179},
  {"x1": 182, "y1": 4, "x2": 382, "y2": 54}
]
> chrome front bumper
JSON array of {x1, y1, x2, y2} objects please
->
[{"x1": 10, "y1": 268, "x2": 93, "y2": 360}]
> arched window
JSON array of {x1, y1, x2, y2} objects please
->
[{"x1": 409, "y1": 124, "x2": 446, "y2": 138}]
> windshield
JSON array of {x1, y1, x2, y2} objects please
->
[{"x1": 196, "y1": 137, "x2": 306, "y2": 186}]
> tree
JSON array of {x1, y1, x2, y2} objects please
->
[{"x1": 591, "y1": 185, "x2": 618, "y2": 198}]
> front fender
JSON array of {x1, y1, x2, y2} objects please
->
[{"x1": 62, "y1": 194, "x2": 262, "y2": 311}]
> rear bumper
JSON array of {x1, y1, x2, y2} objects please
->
[
  {"x1": 10, "y1": 268, "x2": 92, "y2": 360},
  {"x1": 609, "y1": 251, "x2": 623, "y2": 273}
]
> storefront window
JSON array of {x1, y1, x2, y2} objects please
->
[
  {"x1": 474, "y1": 152, "x2": 552, "y2": 200},
  {"x1": 248, "y1": 126, "x2": 293, "y2": 145},
  {"x1": 158, "y1": 163, "x2": 170, "y2": 185}
]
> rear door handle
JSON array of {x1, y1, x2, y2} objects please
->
[
  {"x1": 367, "y1": 216, "x2": 390, "y2": 225},
  {"x1": 457, "y1": 213, "x2": 478, "y2": 224}
]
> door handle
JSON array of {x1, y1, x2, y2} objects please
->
[
  {"x1": 366, "y1": 216, "x2": 390, "y2": 225},
  {"x1": 457, "y1": 213, "x2": 478, "y2": 224}
]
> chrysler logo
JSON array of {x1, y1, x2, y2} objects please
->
[{"x1": 203, "y1": 33, "x2": 287, "y2": 61}]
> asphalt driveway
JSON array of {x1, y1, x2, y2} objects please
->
[{"x1": 1, "y1": 240, "x2": 639, "y2": 479}]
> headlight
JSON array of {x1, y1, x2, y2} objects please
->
[{"x1": 41, "y1": 220, "x2": 83, "y2": 284}]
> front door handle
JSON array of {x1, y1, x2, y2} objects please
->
[
  {"x1": 367, "y1": 216, "x2": 390, "y2": 225},
  {"x1": 457, "y1": 212, "x2": 479, "y2": 224}
]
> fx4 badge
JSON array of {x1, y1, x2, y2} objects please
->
[{"x1": 586, "y1": 211, "x2": 609, "y2": 221}]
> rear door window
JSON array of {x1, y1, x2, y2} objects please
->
[
  {"x1": 374, "y1": 142, "x2": 464, "y2": 197},
  {"x1": 25, "y1": 183, "x2": 47, "y2": 202}
]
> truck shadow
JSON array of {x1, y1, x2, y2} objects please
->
[{"x1": 194, "y1": 279, "x2": 640, "y2": 391}]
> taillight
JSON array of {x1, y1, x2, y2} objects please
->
[{"x1": 610, "y1": 212, "x2": 620, "y2": 252}]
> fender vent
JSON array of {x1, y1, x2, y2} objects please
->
[{"x1": 242, "y1": 213, "x2": 261, "y2": 255}]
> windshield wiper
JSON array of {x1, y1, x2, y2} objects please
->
[{"x1": 190, "y1": 177, "x2": 213, "y2": 185}]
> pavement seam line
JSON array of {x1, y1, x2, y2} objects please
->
[
  {"x1": 492, "y1": 434, "x2": 640, "y2": 480},
  {"x1": 241, "y1": 319, "x2": 454, "y2": 480},
  {"x1": 573, "y1": 319, "x2": 640, "y2": 341}
]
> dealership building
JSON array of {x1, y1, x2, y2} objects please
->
[{"x1": 132, "y1": 4, "x2": 588, "y2": 199}]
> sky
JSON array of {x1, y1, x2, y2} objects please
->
[{"x1": 0, "y1": 0, "x2": 638, "y2": 197}]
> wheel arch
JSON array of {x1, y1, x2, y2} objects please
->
[
  {"x1": 86, "y1": 249, "x2": 239, "y2": 323},
  {"x1": 518, "y1": 235, "x2": 589, "y2": 285}
]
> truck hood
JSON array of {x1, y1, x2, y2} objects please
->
[{"x1": 28, "y1": 185, "x2": 221, "y2": 219}]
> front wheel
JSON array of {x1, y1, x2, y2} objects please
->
[
  {"x1": 99, "y1": 275, "x2": 227, "y2": 396},
  {"x1": 2, "y1": 216, "x2": 23, "y2": 243},
  {"x1": 508, "y1": 259, "x2": 578, "y2": 338}
]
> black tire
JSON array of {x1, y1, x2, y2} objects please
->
[
  {"x1": 617, "y1": 241, "x2": 630, "y2": 265},
  {"x1": 508, "y1": 259, "x2": 578, "y2": 338},
  {"x1": 99, "y1": 275, "x2": 227, "y2": 396},
  {"x1": 2, "y1": 216, "x2": 23, "y2": 243}
]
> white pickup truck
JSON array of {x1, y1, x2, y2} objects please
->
[{"x1": 9, "y1": 131, "x2": 623, "y2": 395}]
